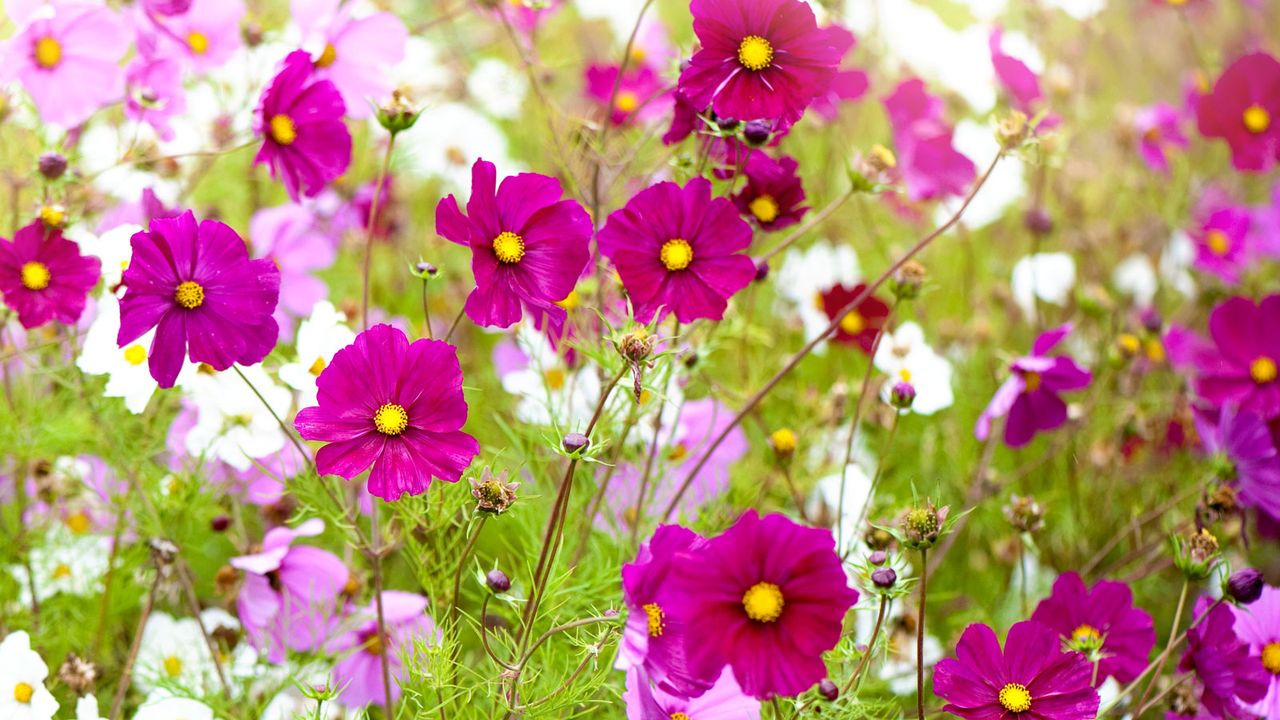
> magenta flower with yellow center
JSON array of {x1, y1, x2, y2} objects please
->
[
  {"x1": 0, "y1": 221, "x2": 101, "y2": 330},
  {"x1": 1196, "y1": 52, "x2": 1280, "y2": 173},
  {"x1": 254, "y1": 50, "x2": 352, "y2": 202}
]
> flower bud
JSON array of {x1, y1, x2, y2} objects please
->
[
  {"x1": 891, "y1": 260, "x2": 927, "y2": 300},
  {"x1": 210, "y1": 515, "x2": 231, "y2": 532},
  {"x1": 754, "y1": 258, "x2": 770, "y2": 282},
  {"x1": 39, "y1": 204, "x2": 66, "y2": 229},
  {"x1": 742, "y1": 120, "x2": 772, "y2": 147},
  {"x1": 38, "y1": 152, "x2": 67, "y2": 181},
  {"x1": 716, "y1": 116, "x2": 740, "y2": 132},
  {"x1": 818, "y1": 678, "x2": 839, "y2": 701},
  {"x1": 214, "y1": 565, "x2": 239, "y2": 595},
  {"x1": 1003, "y1": 495, "x2": 1045, "y2": 534},
  {"x1": 415, "y1": 261, "x2": 438, "y2": 277},
  {"x1": 1174, "y1": 528, "x2": 1220, "y2": 581},
  {"x1": 899, "y1": 501, "x2": 948, "y2": 550},
  {"x1": 871, "y1": 567, "x2": 897, "y2": 589},
  {"x1": 617, "y1": 327, "x2": 655, "y2": 364},
  {"x1": 486, "y1": 569, "x2": 511, "y2": 593},
  {"x1": 1024, "y1": 208, "x2": 1053, "y2": 236},
  {"x1": 868, "y1": 550, "x2": 887, "y2": 566},
  {"x1": 471, "y1": 469, "x2": 518, "y2": 514},
  {"x1": 890, "y1": 381, "x2": 916, "y2": 410},
  {"x1": 1226, "y1": 568, "x2": 1264, "y2": 605},
  {"x1": 563, "y1": 432, "x2": 590, "y2": 454},
  {"x1": 376, "y1": 90, "x2": 422, "y2": 136}
]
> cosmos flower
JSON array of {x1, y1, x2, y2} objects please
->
[
  {"x1": 182, "y1": 364, "x2": 291, "y2": 471},
  {"x1": 278, "y1": 301, "x2": 355, "y2": 408},
  {"x1": 975, "y1": 324, "x2": 1092, "y2": 448},
  {"x1": 678, "y1": 0, "x2": 842, "y2": 128},
  {"x1": 1188, "y1": 295, "x2": 1280, "y2": 419},
  {"x1": 496, "y1": 323, "x2": 601, "y2": 427},
  {"x1": 1229, "y1": 584, "x2": 1280, "y2": 719},
  {"x1": 0, "y1": 221, "x2": 101, "y2": 329},
  {"x1": 0, "y1": 1, "x2": 129, "y2": 128},
  {"x1": 883, "y1": 78, "x2": 976, "y2": 202},
  {"x1": 78, "y1": 293, "x2": 194, "y2": 413},
  {"x1": 673, "y1": 510, "x2": 858, "y2": 698},
  {"x1": 1029, "y1": 572, "x2": 1156, "y2": 685},
  {"x1": 397, "y1": 102, "x2": 513, "y2": 192},
  {"x1": 989, "y1": 25, "x2": 1043, "y2": 113},
  {"x1": 624, "y1": 667, "x2": 760, "y2": 720},
  {"x1": 1195, "y1": 52, "x2": 1280, "y2": 173},
  {"x1": 1135, "y1": 103, "x2": 1189, "y2": 174},
  {"x1": 294, "y1": 324, "x2": 480, "y2": 502},
  {"x1": 1191, "y1": 206, "x2": 1251, "y2": 285},
  {"x1": 732, "y1": 153, "x2": 808, "y2": 232},
  {"x1": 1179, "y1": 598, "x2": 1269, "y2": 719},
  {"x1": 873, "y1": 322, "x2": 955, "y2": 415},
  {"x1": 249, "y1": 203, "x2": 337, "y2": 335},
  {"x1": 0, "y1": 631, "x2": 58, "y2": 720},
  {"x1": 598, "y1": 178, "x2": 756, "y2": 324},
  {"x1": 1011, "y1": 252, "x2": 1078, "y2": 318},
  {"x1": 131, "y1": 697, "x2": 214, "y2": 720},
  {"x1": 293, "y1": 0, "x2": 408, "y2": 118},
  {"x1": 254, "y1": 50, "x2": 352, "y2": 202},
  {"x1": 229, "y1": 518, "x2": 349, "y2": 663},
  {"x1": 933, "y1": 621, "x2": 1100, "y2": 720},
  {"x1": 807, "y1": 25, "x2": 869, "y2": 122},
  {"x1": 9, "y1": 527, "x2": 110, "y2": 606},
  {"x1": 435, "y1": 158, "x2": 591, "y2": 332},
  {"x1": 116, "y1": 210, "x2": 281, "y2": 389},
  {"x1": 585, "y1": 64, "x2": 670, "y2": 126},
  {"x1": 135, "y1": 610, "x2": 237, "y2": 693},
  {"x1": 141, "y1": 0, "x2": 244, "y2": 73},
  {"x1": 1194, "y1": 405, "x2": 1280, "y2": 520},
  {"x1": 774, "y1": 241, "x2": 861, "y2": 351},
  {"x1": 819, "y1": 283, "x2": 889, "y2": 354},
  {"x1": 330, "y1": 591, "x2": 441, "y2": 707},
  {"x1": 124, "y1": 57, "x2": 187, "y2": 142}
]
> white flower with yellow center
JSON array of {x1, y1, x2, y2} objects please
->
[
  {"x1": 131, "y1": 695, "x2": 214, "y2": 720},
  {"x1": 873, "y1": 322, "x2": 955, "y2": 415},
  {"x1": 79, "y1": 293, "x2": 194, "y2": 414},
  {"x1": 397, "y1": 102, "x2": 516, "y2": 193},
  {"x1": 180, "y1": 365, "x2": 290, "y2": 472},
  {"x1": 75, "y1": 694, "x2": 107, "y2": 720},
  {"x1": 11, "y1": 526, "x2": 110, "y2": 605},
  {"x1": 0, "y1": 631, "x2": 58, "y2": 720},
  {"x1": 136, "y1": 612, "x2": 232, "y2": 694},
  {"x1": 1112, "y1": 253, "x2": 1158, "y2": 309},
  {"x1": 66, "y1": 223, "x2": 141, "y2": 291},
  {"x1": 775, "y1": 241, "x2": 861, "y2": 353},
  {"x1": 500, "y1": 324, "x2": 601, "y2": 427},
  {"x1": 279, "y1": 301, "x2": 355, "y2": 408},
  {"x1": 1011, "y1": 253, "x2": 1077, "y2": 319}
]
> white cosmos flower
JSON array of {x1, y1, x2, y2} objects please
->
[
  {"x1": 387, "y1": 36, "x2": 451, "y2": 109},
  {"x1": 11, "y1": 526, "x2": 110, "y2": 605},
  {"x1": 78, "y1": 293, "x2": 195, "y2": 414},
  {"x1": 575, "y1": 0, "x2": 651, "y2": 38},
  {"x1": 278, "y1": 301, "x2": 355, "y2": 408},
  {"x1": 131, "y1": 695, "x2": 215, "y2": 720},
  {"x1": 136, "y1": 612, "x2": 231, "y2": 694},
  {"x1": 1112, "y1": 253, "x2": 1158, "y2": 308},
  {"x1": 66, "y1": 223, "x2": 140, "y2": 290},
  {"x1": 181, "y1": 365, "x2": 290, "y2": 471},
  {"x1": 807, "y1": 466, "x2": 874, "y2": 556},
  {"x1": 775, "y1": 241, "x2": 861, "y2": 352},
  {"x1": 1011, "y1": 252, "x2": 1077, "y2": 318},
  {"x1": 500, "y1": 324, "x2": 601, "y2": 428},
  {"x1": 873, "y1": 322, "x2": 955, "y2": 415},
  {"x1": 397, "y1": 102, "x2": 516, "y2": 193},
  {"x1": 76, "y1": 695, "x2": 106, "y2": 720},
  {"x1": 74, "y1": 123, "x2": 181, "y2": 205},
  {"x1": 1160, "y1": 230, "x2": 1197, "y2": 298},
  {"x1": 0, "y1": 631, "x2": 58, "y2": 720},
  {"x1": 467, "y1": 59, "x2": 527, "y2": 120}
]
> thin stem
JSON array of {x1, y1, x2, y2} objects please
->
[
  {"x1": 92, "y1": 503, "x2": 128, "y2": 658},
  {"x1": 1132, "y1": 579, "x2": 1189, "y2": 712},
  {"x1": 916, "y1": 548, "x2": 928, "y2": 720},
  {"x1": 450, "y1": 515, "x2": 489, "y2": 625},
  {"x1": 759, "y1": 186, "x2": 857, "y2": 264},
  {"x1": 177, "y1": 562, "x2": 232, "y2": 698},
  {"x1": 109, "y1": 571, "x2": 161, "y2": 720},
  {"x1": 837, "y1": 301, "x2": 896, "y2": 552},
  {"x1": 518, "y1": 614, "x2": 619, "y2": 665},
  {"x1": 1099, "y1": 594, "x2": 1219, "y2": 717},
  {"x1": 443, "y1": 305, "x2": 467, "y2": 344},
  {"x1": 479, "y1": 594, "x2": 519, "y2": 671},
  {"x1": 362, "y1": 134, "x2": 397, "y2": 332},
  {"x1": 421, "y1": 278, "x2": 434, "y2": 339},
  {"x1": 369, "y1": 504, "x2": 396, "y2": 715},
  {"x1": 844, "y1": 594, "x2": 888, "y2": 694},
  {"x1": 233, "y1": 366, "x2": 315, "y2": 471}
]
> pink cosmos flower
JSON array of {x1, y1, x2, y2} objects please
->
[
  {"x1": 1192, "y1": 206, "x2": 1251, "y2": 284},
  {"x1": 0, "y1": 1, "x2": 129, "y2": 127},
  {"x1": 0, "y1": 221, "x2": 101, "y2": 329},
  {"x1": 732, "y1": 153, "x2": 808, "y2": 232},
  {"x1": 331, "y1": 591, "x2": 441, "y2": 707},
  {"x1": 678, "y1": 0, "x2": 843, "y2": 128},
  {"x1": 142, "y1": 0, "x2": 244, "y2": 73},
  {"x1": 294, "y1": 324, "x2": 480, "y2": 502},
  {"x1": 1187, "y1": 295, "x2": 1280, "y2": 419},
  {"x1": 250, "y1": 204, "x2": 337, "y2": 336},
  {"x1": 1196, "y1": 52, "x2": 1280, "y2": 173},
  {"x1": 883, "y1": 78, "x2": 976, "y2": 202},
  {"x1": 989, "y1": 25, "x2": 1042, "y2": 114},
  {"x1": 820, "y1": 283, "x2": 890, "y2": 354},
  {"x1": 142, "y1": 0, "x2": 193, "y2": 16},
  {"x1": 1179, "y1": 597, "x2": 1269, "y2": 719},
  {"x1": 585, "y1": 64, "x2": 670, "y2": 126},
  {"x1": 1194, "y1": 405, "x2": 1280, "y2": 520},
  {"x1": 1229, "y1": 585, "x2": 1280, "y2": 719},
  {"x1": 1029, "y1": 572, "x2": 1156, "y2": 685},
  {"x1": 255, "y1": 50, "x2": 353, "y2": 202},
  {"x1": 230, "y1": 518, "x2": 348, "y2": 662},
  {"x1": 435, "y1": 159, "x2": 592, "y2": 332},
  {"x1": 808, "y1": 25, "x2": 868, "y2": 122},
  {"x1": 125, "y1": 57, "x2": 187, "y2": 142},
  {"x1": 625, "y1": 667, "x2": 760, "y2": 720},
  {"x1": 116, "y1": 210, "x2": 281, "y2": 388},
  {"x1": 598, "y1": 178, "x2": 756, "y2": 324},
  {"x1": 975, "y1": 324, "x2": 1092, "y2": 448},
  {"x1": 294, "y1": 0, "x2": 408, "y2": 119},
  {"x1": 1135, "y1": 103, "x2": 1189, "y2": 173},
  {"x1": 492, "y1": 0, "x2": 562, "y2": 35}
]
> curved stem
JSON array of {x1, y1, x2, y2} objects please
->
[
  {"x1": 759, "y1": 186, "x2": 857, "y2": 264},
  {"x1": 1132, "y1": 579, "x2": 1189, "y2": 713},
  {"x1": 837, "y1": 301, "x2": 896, "y2": 552},
  {"x1": 845, "y1": 594, "x2": 888, "y2": 694},
  {"x1": 370, "y1": 504, "x2": 396, "y2": 715},
  {"x1": 450, "y1": 515, "x2": 489, "y2": 625}
]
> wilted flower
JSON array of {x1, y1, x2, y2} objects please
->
[
  {"x1": 1174, "y1": 528, "x2": 1221, "y2": 581},
  {"x1": 471, "y1": 469, "x2": 518, "y2": 514},
  {"x1": 1003, "y1": 495, "x2": 1045, "y2": 534}
]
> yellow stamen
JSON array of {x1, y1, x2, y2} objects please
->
[
  {"x1": 65, "y1": 512, "x2": 91, "y2": 534},
  {"x1": 13, "y1": 682, "x2": 34, "y2": 704},
  {"x1": 373, "y1": 403, "x2": 409, "y2": 435},
  {"x1": 39, "y1": 205, "x2": 65, "y2": 228},
  {"x1": 615, "y1": 91, "x2": 639, "y2": 114},
  {"x1": 899, "y1": 368, "x2": 912, "y2": 383},
  {"x1": 20, "y1": 262, "x2": 51, "y2": 291},
  {"x1": 174, "y1": 281, "x2": 205, "y2": 309},
  {"x1": 164, "y1": 656, "x2": 183, "y2": 678},
  {"x1": 667, "y1": 443, "x2": 688, "y2": 461},
  {"x1": 363, "y1": 632, "x2": 383, "y2": 656},
  {"x1": 742, "y1": 581, "x2": 784, "y2": 623},
  {"x1": 1262, "y1": 642, "x2": 1280, "y2": 674},
  {"x1": 52, "y1": 563, "x2": 72, "y2": 579},
  {"x1": 1206, "y1": 230, "x2": 1231, "y2": 256},
  {"x1": 1117, "y1": 333, "x2": 1141, "y2": 356},
  {"x1": 737, "y1": 35, "x2": 774, "y2": 72},
  {"x1": 315, "y1": 43, "x2": 337, "y2": 68},
  {"x1": 998, "y1": 683, "x2": 1032, "y2": 713},
  {"x1": 1251, "y1": 356, "x2": 1277, "y2": 385},
  {"x1": 1071, "y1": 624, "x2": 1101, "y2": 643},
  {"x1": 492, "y1": 231, "x2": 526, "y2": 264},
  {"x1": 660, "y1": 238, "x2": 693, "y2": 271},
  {"x1": 555, "y1": 290, "x2": 580, "y2": 310},
  {"x1": 840, "y1": 311, "x2": 864, "y2": 335},
  {"x1": 124, "y1": 344, "x2": 147, "y2": 366},
  {"x1": 749, "y1": 195, "x2": 780, "y2": 224},
  {"x1": 671, "y1": 714, "x2": 690, "y2": 720},
  {"x1": 187, "y1": 31, "x2": 210, "y2": 55},
  {"x1": 770, "y1": 428, "x2": 797, "y2": 455},
  {"x1": 543, "y1": 367, "x2": 566, "y2": 390},
  {"x1": 870, "y1": 144, "x2": 897, "y2": 170},
  {"x1": 642, "y1": 602, "x2": 664, "y2": 637},
  {"x1": 308, "y1": 356, "x2": 327, "y2": 376},
  {"x1": 34, "y1": 37, "x2": 61, "y2": 69},
  {"x1": 1243, "y1": 105, "x2": 1271, "y2": 134},
  {"x1": 1144, "y1": 338, "x2": 1166, "y2": 364},
  {"x1": 1023, "y1": 371, "x2": 1042, "y2": 393},
  {"x1": 269, "y1": 114, "x2": 297, "y2": 146}
]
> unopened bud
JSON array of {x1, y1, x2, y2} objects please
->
[
  {"x1": 563, "y1": 432, "x2": 589, "y2": 454},
  {"x1": 769, "y1": 428, "x2": 797, "y2": 458},
  {"x1": 376, "y1": 90, "x2": 422, "y2": 135},
  {"x1": 871, "y1": 567, "x2": 897, "y2": 589},
  {"x1": 210, "y1": 515, "x2": 230, "y2": 532},
  {"x1": 818, "y1": 678, "x2": 839, "y2": 701},
  {"x1": 1003, "y1": 495, "x2": 1045, "y2": 534},
  {"x1": 716, "y1": 116, "x2": 740, "y2": 132},
  {"x1": 996, "y1": 110, "x2": 1030, "y2": 150},
  {"x1": 754, "y1": 258, "x2": 770, "y2": 282},
  {"x1": 486, "y1": 569, "x2": 511, "y2": 593},
  {"x1": 1024, "y1": 208, "x2": 1053, "y2": 236},
  {"x1": 890, "y1": 381, "x2": 917, "y2": 410},
  {"x1": 415, "y1": 261, "x2": 438, "y2": 277},
  {"x1": 868, "y1": 550, "x2": 887, "y2": 566},
  {"x1": 742, "y1": 120, "x2": 772, "y2": 147},
  {"x1": 38, "y1": 152, "x2": 67, "y2": 180},
  {"x1": 891, "y1": 260, "x2": 927, "y2": 300},
  {"x1": 1226, "y1": 568, "x2": 1264, "y2": 605}
]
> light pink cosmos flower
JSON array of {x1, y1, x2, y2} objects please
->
[
  {"x1": 250, "y1": 204, "x2": 337, "y2": 339},
  {"x1": 125, "y1": 56, "x2": 187, "y2": 141},
  {"x1": 1134, "y1": 103, "x2": 1189, "y2": 174},
  {"x1": 0, "y1": 1, "x2": 129, "y2": 127},
  {"x1": 293, "y1": 0, "x2": 408, "y2": 119},
  {"x1": 331, "y1": 591, "x2": 441, "y2": 707},
  {"x1": 142, "y1": 0, "x2": 245, "y2": 73},
  {"x1": 1192, "y1": 206, "x2": 1251, "y2": 285}
]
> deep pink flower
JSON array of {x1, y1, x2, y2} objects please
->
[
  {"x1": 1192, "y1": 206, "x2": 1251, "y2": 284},
  {"x1": 598, "y1": 178, "x2": 756, "y2": 324},
  {"x1": 250, "y1": 204, "x2": 336, "y2": 334},
  {"x1": 990, "y1": 25, "x2": 1042, "y2": 113},
  {"x1": 585, "y1": 64, "x2": 671, "y2": 126},
  {"x1": 436, "y1": 159, "x2": 591, "y2": 331},
  {"x1": 808, "y1": 25, "x2": 868, "y2": 121},
  {"x1": 819, "y1": 283, "x2": 889, "y2": 354},
  {"x1": 625, "y1": 667, "x2": 760, "y2": 720},
  {"x1": 143, "y1": 0, "x2": 244, "y2": 73},
  {"x1": 125, "y1": 57, "x2": 186, "y2": 142},
  {"x1": 331, "y1": 591, "x2": 441, "y2": 707},
  {"x1": 294, "y1": 0, "x2": 407, "y2": 118},
  {"x1": 677, "y1": 0, "x2": 843, "y2": 128},
  {"x1": 1194, "y1": 405, "x2": 1280, "y2": 520},
  {"x1": 975, "y1": 324, "x2": 1092, "y2": 447},
  {"x1": 1196, "y1": 52, "x2": 1280, "y2": 172},
  {"x1": 662, "y1": 91, "x2": 701, "y2": 146},
  {"x1": 229, "y1": 518, "x2": 348, "y2": 662},
  {"x1": 1252, "y1": 182, "x2": 1280, "y2": 259},
  {"x1": 1135, "y1": 103, "x2": 1189, "y2": 173},
  {"x1": 0, "y1": 221, "x2": 100, "y2": 329},
  {"x1": 294, "y1": 324, "x2": 480, "y2": 502},
  {"x1": 142, "y1": 0, "x2": 193, "y2": 16},
  {"x1": 254, "y1": 50, "x2": 352, "y2": 202},
  {"x1": 1190, "y1": 295, "x2": 1280, "y2": 419},
  {"x1": 933, "y1": 621, "x2": 1100, "y2": 720},
  {"x1": 732, "y1": 153, "x2": 808, "y2": 232},
  {"x1": 0, "y1": 1, "x2": 129, "y2": 127},
  {"x1": 1179, "y1": 597, "x2": 1269, "y2": 719},
  {"x1": 672, "y1": 510, "x2": 858, "y2": 699},
  {"x1": 1029, "y1": 572, "x2": 1156, "y2": 685},
  {"x1": 117, "y1": 210, "x2": 280, "y2": 388},
  {"x1": 883, "y1": 78, "x2": 976, "y2": 202},
  {"x1": 1229, "y1": 585, "x2": 1280, "y2": 718}
]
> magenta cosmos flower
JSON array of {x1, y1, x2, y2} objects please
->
[
  {"x1": 1191, "y1": 295, "x2": 1280, "y2": 419},
  {"x1": 677, "y1": 0, "x2": 843, "y2": 128},
  {"x1": 732, "y1": 152, "x2": 808, "y2": 232},
  {"x1": 1029, "y1": 572, "x2": 1156, "y2": 685},
  {"x1": 1196, "y1": 52, "x2": 1280, "y2": 173},
  {"x1": 1192, "y1": 206, "x2": 1251, "y2": 285},
  {"x1": 625, "y1": 667, "x2": 760, "y2": 720},
  {"x1": 294, "y1": 0, "x2": 407, "y2": 119},
  {"x1": 254, "y1": 50, "x2": 352, "y2": 202},
  {"x1": 1230, "y1": 585, "x2": 1280, "y2": 718},
  {"x1": 250, "y1": 204, "x2": 336, "y2": 334},
  {"x1": 975, "y1": 324, "x2": 1092, "y2": 448},
  {"x1": 586, "y1": 64, "x2": 670, "y2": 126},
  {"x1": 117, "y1": 210, "x2": 280, "y2": 388},
  {"x1": 0, "y1": 221, "x2": 100, "y2": 329},
  {"x1": 672, "y1": 510, "x2": 858, "y2": 699},
  {"x1": 1135, "y1": 103, "x2": 1189, "y2": 174},
  {"x1": 933, "y1": 621, "x2": 1100, "y2": 720},
  {"x1": 229, "y1": 518, "x2": 348, "y2": 662},
  {"x1": 1180, "y1": 598, "x2": 1269, "y2": 719},
  {"x1": 331, "y1": 591, "x2": 441, "y2": 707},
  {"x1": 1195, "y1": 405, "x2": 1280, "y2": 520},
  {"x1": 0, "y1": 1, "x2": 129, "y2": 127},
  {"x1": 820, "y1": 283, "x2": 890, "y2": 354},
  {"x1": 599, "y1": 178, "x2": 756, "y2": 324},
  {"x1": 990, "y1": 25, "x2": 1042, "y2": 114},
  {"x1": 436, "y1": 159, "x2": 591, "y2": 331},
  {"x1": 808, "y1": 25, "x2": 868, "y2": 122},
  {"x1": 883, "y1": 78, "x2": 976, "y2": 202},
  {"x1": 294, "y1": 324, "x2": 480, "y2": 502}
]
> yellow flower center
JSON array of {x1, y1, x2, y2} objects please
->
[
  {"x1": 1023, "y1": 370, "x2": 1042, "y2": 393},
  {"x1": 1072, "y1": 624, "x2": 1101, "y2": 643},
  {"x1": 373, "y1": 403, "x2": 409, "y2": 435},
  {"x1": 660, "y1": 238, "x2": 693, "y2": 271},
  {"x1": 998, "y1": 683, "x2": 1032, "y2": 713},
  {"x1": 742, "y1": 581, "x2": 784, "y2": 623},
  {"x1": 1145, "y1": 338, "x2": 1166, "y2": 364},
  {"x1": 667, "y1": 442, "x2": 688, "y2": 461},
  {"x1": 1244, "y1": 105, "x2": 1271, "y2": 134},
  {"x1": 309, "y1": 356, "x2": 327, "y2": 376},
  {"x1": 899, "y1": 368, "x2": 912, "y2": 382},
  {"x1": 492, "y1": 231, "x2": 526, "y2": 264},
  {"x1": 269, "y1": 114, "x2": 297, "y2": 145},
  {"x1": 53, "y1": 563, "x2": 72, "y2": 579},
  {"x1": 315, "y1": 43, "x2": 337, "y2": 68},
  {"x1": 34, "y1": 37, "x2": 61, "y2": 68},
  {"x1": 363, "y1": 632, "x2": 384, "y2": 656},
  {"x1": 670, "y1": 714, "x2": 690, "y2": 720},
  {"x1": 124, "y1": 344, "x2": 148, "y2": 366},
  {"x1": 1252, "y1": 356, "x2": 1278, "y2": 385},
  {"x1": 20, "y1": 261, "x2": 50, "y2": 291},
  {"x1": 643, "y1": 602, "x2": 665, "y2": 637},
  {"x1": 164, "y1": 655, "x2": 183, "y2": 678},
  {"x1": 1262, "y1": 642, "x2": 1280, "y2": 674},
  {"x1": 13, "y1": 682, "x2": 34, "y2": 704},
  {"x1": 65, "y1": 512, "x2": 91, "y2": 534},
  {"x1": 1206, "y1": 230, "x2": 1231, "y2": 256},
  {"x1": 39, "y1": 205, "x2": 65, "y2": 228},
  {"x1": 770, "y1": 427, "x2": 797, "y2": 454},
  {"x1": 737, "y1": 35, "x2": 774, "y2": 71},
  {"x1": 615, "y1": 91, "x2": 639, "y2": 114},
  {"x1": 840, "y1": 311, "x2": 865, "y2": 335},
  {"x1": 543, "y1": 367, "x2": 566, "y2": 390},
  {"x1": 187, "y1": 31, "x2": 210, "y2": 55},
  {"x1": 870, "y1": 144, "x2": 897, "y2": 169},
  {"x1": 749, "y1": 195, "x2": 780, "y2": 224},
  {"x1": 174, "y1": 281, "x2": 205, "y2": 309},
  {"x1": 1117, "y1": 333, "x2": 1141, "y2": 356},
  {"x1": 555, "y1": 290, "x2": 580, "y2": 310}
]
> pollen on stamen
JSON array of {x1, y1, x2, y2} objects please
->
[
  {"x1": 174, "y1": 281, "x2": 205, "y2": 309},
  {"x1": 998, "y1": 682, "x2": 1032, "y2": 713},
  {"x1": 1243, "y1": 105, "x2": 1271, "y2": 134},
  {"x1": 742, "y1": 581, "x2": 785, "y2": 623},
  {"x1": 642, "y1": 602, "x2": 665, "y2": 637},
  {"x1": 492, "y1": 231, "x2": 526, "y2": 264},
  {"x1": 373, "y1": 403, "x2": 409, "y2": 436},
  {"x1": 1206, "y1": 230, "x2": 1230, "y2": 256},
  {"x1": 615, "y1": 91, "x2": 640, "y2": 114},
  {"x1": 187, "y1": 31, "x2": 210, "y2": 55},
  {"x1": 660, "y1": 238, "x2": 693, "y2": 271},
  {"x1": 315, "y1": 43, "x2": 338, "y2": 68},
  {"x1": 34, "y1": 37, "x2": 62, "y2": 69},
  {"x1": 737, "y1": 35, "x2": 774, "y2": 71},
  {"x1": 749, "y1": 195, "x2": 780, "y2": 224},
  {"x1": 270, "y1": 114, "x2": 298, "y2": 146},
  {"x1": 309, "y1": 357, "x2": 327, "y2": 376},
  {"x1": 20, "y1": 261, "x2": 51, "y2": 291},
  {"x1": 1251, "y1": 356, "x2": 1277, "y2": 385}
]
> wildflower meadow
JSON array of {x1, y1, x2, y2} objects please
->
[{"x1": 3, "y1": 0, "x2": 1280, "y2": 718}]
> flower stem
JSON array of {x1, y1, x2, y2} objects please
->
[
  {"x1": 1132, "y1": 578, "x2": 1189, "y2": 712},
  {"x1": 361, "y1": 134, "x2": 396, "y2": 332},
  {"x1": 837, "y1": 301, "x2": 896, "y2": 553},
  {"x1": 845, "y1": 594, "x2": 888, "y2": 694},
  {"x1": 450, "y1": 515, "x2": 488, "y2": 626},
  {"x1": 917, "y1": 548, "x2": 928, "y2": 720},
  {"x1": 109, "y1": 569, "x2": 160, "y2": 720},
  {"x1": 369, "y1": 503, "x2": 396, "y2": 715}
]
